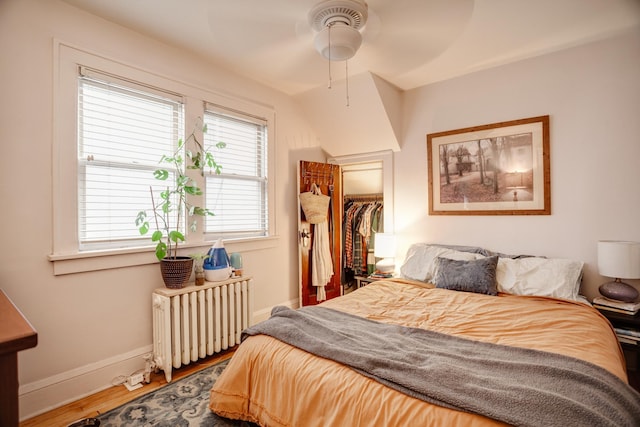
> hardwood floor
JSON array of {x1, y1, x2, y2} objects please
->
[{"x1": 20, "y1": 349, "x2": 235, "y2": 427}]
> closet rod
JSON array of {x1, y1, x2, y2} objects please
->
[{"x1": 342, "y1": 168, "x2": 381, "y2": 173}]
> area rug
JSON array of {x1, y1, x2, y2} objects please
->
[{"x1": 97, "y1": 358, "x2": 255, "y2": 426}]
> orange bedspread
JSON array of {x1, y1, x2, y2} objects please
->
[{"x1": 210, "y1": 279, "x2": 627, "y2": 427}]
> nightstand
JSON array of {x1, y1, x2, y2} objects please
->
[
  {"x1": 354, "y1": 275, "x2": 392, "y2": 288},
  {"x1": 596, "y1": 308, "x2": 640, "y2": 391},
  {"x1": 354, "y1": 276, "x2": 375, "y2": 288}
]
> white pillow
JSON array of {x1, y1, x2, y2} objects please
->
[
  {"x1": 400, "y1": 244, "x2": 482, "y2": 282},
  {"x1": 496, "y1": 257, "x2": 584, "y2": 301}
]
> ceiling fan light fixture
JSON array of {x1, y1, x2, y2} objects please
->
[{"x1": 314, "y1": 24, "x2": 362, "y2": 61}]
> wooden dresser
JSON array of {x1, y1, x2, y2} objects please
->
[{"x1": 0, "y1": 290, "x2": 37, "y2": 427}]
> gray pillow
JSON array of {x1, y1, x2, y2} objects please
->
[{"x1": 434, "y1": 256, "x2": 499, "y2": 296}]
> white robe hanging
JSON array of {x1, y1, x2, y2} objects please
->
[{"x1": 311, "y1": 220, "x2": 333, "y2": 301}]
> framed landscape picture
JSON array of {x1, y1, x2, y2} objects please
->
[{"x1": 427, "y1": 115, "x2": 550, "y2": 215}]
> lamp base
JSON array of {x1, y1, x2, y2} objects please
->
[
  {"x1": 375, "y1": 258, "x2": 395, "y2": 274},
  {"x1": 599, "y1": 279, "x2": 639, "y2": 303}
]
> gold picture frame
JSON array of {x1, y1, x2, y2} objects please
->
[{"x1": 427, "y1": 115, "x2": 550, "y2": 215}]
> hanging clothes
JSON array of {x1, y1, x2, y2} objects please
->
[
  {"x1": 301, "y1": 183, "x2": 333, "y2": 302},
  {"x1": 342, "y1": 197, "x2": 383, "y2": 279},
  {"x1": 343, "y1": 203, "x2": 359, "y2": 270},
  {"x1": 311, "y1": 220, "x2": 333, "y2": 301}
]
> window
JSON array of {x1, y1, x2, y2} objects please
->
[
  {"x1": 52, "y1": 44, "x2": 276, "y2": 274},
  {"x1": 77, "y1": 68, "x2": 184, "y2": 251},
  {"x1": 203, "y1": 105, "x2": 268, "y2": 239}
]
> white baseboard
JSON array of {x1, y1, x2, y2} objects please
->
[
  {"x1": 253, "y1": 298, "x2": 298, "y2": 323},
  {"x1": 19, "y1": 344, "x2": 153, "y2": 421}
]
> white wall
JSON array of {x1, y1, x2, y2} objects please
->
[
  {"x1": 394, "y1": 27, "x2": 640, "y2": 301},
  {"x1": 0, "y1": 0, "x2": 316, "y2": 419}
]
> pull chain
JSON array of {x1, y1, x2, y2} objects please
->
[
  {"x1": 325, "y1": 23, "x2": 351, "y2": 106},
  {"x1": 327, "y1": 24, "x2": 332, "y2": 89},
  {"x1": 345, "y1": 59, "x2": 350, "y2": 107}
]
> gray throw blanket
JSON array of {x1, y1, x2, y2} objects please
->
[{"x1": 242, "y1": 305, "x2": 640, "y2": 427}]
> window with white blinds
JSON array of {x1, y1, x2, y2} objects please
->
[
  {"x1": 203, "y1": 105, "x2": 268, "y2": 239},
  {"x1": 52, "y1": 45, "x2": 276, "y2": 273},
  {"x1": 77, "y1": 68, "x2": 184, "y2": 250}
]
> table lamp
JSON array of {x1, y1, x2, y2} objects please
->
[
  {"x1": 597, "y1": 240, "x2": 640, "y2": 302},
  {"x1": 374, "y1": 233, "x2": 396, "y2": 274}
]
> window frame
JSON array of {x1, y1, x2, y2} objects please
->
[{"x1": 51, "y1": 42, "x2": 276, "y2": 275}]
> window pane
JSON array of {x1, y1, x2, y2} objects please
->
[
  {"x1": 79, "y1": 164, "x2": 176, "y2": 245},
  {"x1": 203, "y1": 109, "x2": 268, "y2": 238},
  {"x1": 204, "y1": 114, "x2": 264, "y2": 175},
  {"x1": 78, "y1": 75, "x2": 183, "y2": 249},
  {"x1": 205, "y1": 176, "x2": 267, "y2": 235},
  {"x1": 79, "y1": 79, "x2": 180, "y2": 166}
]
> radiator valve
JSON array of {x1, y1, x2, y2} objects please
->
[{"x1": 143, "y1": 353, "x2": 156, "y2": 383}]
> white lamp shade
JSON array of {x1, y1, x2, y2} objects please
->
[
  {"x1": 597, "y1": 240, "x2": 640, "y2": 279},
  {"x1": 314, "y1": 24, "x2": 362, "y2": 61},
  {"x1": 374, "y1": 233, "x2": 396, "y2": 259}
]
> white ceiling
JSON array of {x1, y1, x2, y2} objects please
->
[{"x1": 61, "y1": 0, "x2": 640, "y2": 96}]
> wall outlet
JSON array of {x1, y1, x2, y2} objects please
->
[
  {"x1": 124, "y1": 372, "x2": 145, "y2": 391},
  {"x1": 127, "y1": 372, "x2": 144, "y2": 386}
]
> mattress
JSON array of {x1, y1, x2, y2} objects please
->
[{"x1": 209, "y1": 279, "x2": 629, "y2": 426}]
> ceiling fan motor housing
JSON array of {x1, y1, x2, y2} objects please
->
[{"x1": 309, "y1": 0, "x2": 369, "y2": 61}]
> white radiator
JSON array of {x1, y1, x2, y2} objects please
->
[{"x1": 152, "y1": 276, "x2": 253, "y2": 382}]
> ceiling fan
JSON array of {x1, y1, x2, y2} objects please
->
[
  {"x1": 201, "y1": 0, "x2": 474, "y2": 94},
  {"x1": 305, "y1": 0, "x2": 370, "y2": 103},
  {"x1": 298, "y1": 0, "x2": 474, "y2": 99}
]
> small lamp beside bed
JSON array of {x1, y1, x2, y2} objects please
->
[
  {"x1": 374, "y1": 233, "x2": 396, "y2": 274},
  {"x1": 597, "y1": 240, "x2": 640, "y2": 302}
]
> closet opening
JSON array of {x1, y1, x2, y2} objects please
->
[
  {"x1": 330, "y1": 150, "x2": 394, "y2": 294},
  {"x1": 341, "y1": 162, "x2": 384, "y2": 293}
]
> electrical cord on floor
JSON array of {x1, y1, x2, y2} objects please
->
[{"x1": 111, "y1": 375, "x2": 127, "y2": 386}]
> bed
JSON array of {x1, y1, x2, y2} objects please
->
[{"x1": 209, "y1": 244, "x2": 640, "y2": 426}]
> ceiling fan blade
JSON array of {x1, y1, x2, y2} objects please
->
[
  {"x1": 206, "y1": 0, "x2": 317, "y2": 57},
  {"x1": 357, "y1": 0, "x2": 473, "y2": 76}
]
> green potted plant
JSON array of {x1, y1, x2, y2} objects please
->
[{"x1": 135, "y1": 119, "x2": 224, "y2": 288}]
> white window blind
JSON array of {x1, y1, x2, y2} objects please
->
[
  {"x1": 77, "y1": 68, "x2": 184, "y2": 250},
  {"x1": 203, "y1": 105, "x2": 268, "y2": 239}
]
